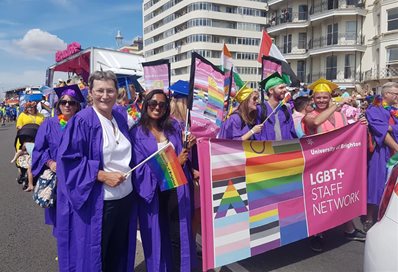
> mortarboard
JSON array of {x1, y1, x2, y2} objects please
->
[
  {"x1": 308, "y1": 78, "x2": 338, "y2": 94},
  {"x1": 54, "y1": 84, "x2": 85, "y2": 102},
  {"x1": 260, "y1": 72, "x2": 290, "y2": 91}
]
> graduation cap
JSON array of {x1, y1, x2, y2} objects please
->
[
  {"x1": 234, "y1": 82, "x2": 254, "y2": 103},
  {"x1": 308, "y1": 78, "x2": 338, "y2": 94},
  {"x1": 170, "y1": 80, "x2": 189, "y2": 98},
  {"x1": 54, "y1": 84, "x2": 85, "y2": 102},
  {"x1": 259, "y1": 72, "x2": 290, "y2": 91}
]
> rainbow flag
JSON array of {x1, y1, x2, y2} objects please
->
[{"x1": 147, "y1": 143, "x2": 187, "y2": 191}]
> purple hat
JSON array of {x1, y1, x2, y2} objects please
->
[{"x1": 54, "y1": 84, "x2": 85, "y2": 102}]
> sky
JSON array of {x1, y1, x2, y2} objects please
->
[{"x1": 0, "y1": 0, "x2": 143, "y2": 93}]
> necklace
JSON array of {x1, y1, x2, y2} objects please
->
[
  {"x1": 111, "y1": 120, "x2": 120, "y2": 144},
  {"x1": 58, "y1": 114, "x2": 68, "y2": 130}
]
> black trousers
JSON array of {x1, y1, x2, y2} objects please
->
[
  {"x1": 159, "y1": 188, "x2": 181, "y2": 272},
  {"x1": 101, "y1": 193, "x2": 133, "y2": 272}
]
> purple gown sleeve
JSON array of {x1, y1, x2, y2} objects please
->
[
  {"x1": 32, "y1": 120, "x2": 51, "y2": 177},
  {"x1": 219, "y1": 114, "x2": 248, "y2": 140},
  {"x1": 131, "y1": 136, "x2": 158, "y2": 204},
  {"x1": 57, "y1": 116, "x2": 100, "y2": 211},
  {"x1": 366, "y1": 106, "x2": 390, "y2": 146}
]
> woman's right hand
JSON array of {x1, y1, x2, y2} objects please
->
[
  {"x1": 97, "y1": 170, "x2": 126, "y2": 187},
  {"x1": 178, "y1": 148, "x2": 189, "y2": 165},
  {"x1": 251, "y1": 124, "x2": 263, "y2": 134}
]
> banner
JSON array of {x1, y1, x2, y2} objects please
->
[
  {"x1": 197, "y1": 123, "x2": 367, "y2": 270},
  {"x1": 188, "y1": 52, "x2": 225, "y2": 138},
  {"x1": 142, "y1": 59, "x2": 170, "y2": 94}
]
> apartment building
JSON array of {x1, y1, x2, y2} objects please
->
[
  {"x1": 266, "y1": 0, "x2": 366, "y2": 88},
  {"x1": 362, "y1": 0, "x2": 398, "y2": 90},
  {"x1": 142, "y1": 0, "x2": 268, "y2": 86}
]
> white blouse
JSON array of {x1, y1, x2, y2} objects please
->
[{"x1": 94, "y1": 108, "x2": 133, "y2": 201}]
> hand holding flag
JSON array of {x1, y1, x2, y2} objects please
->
[{"x1": 261, "y1": 92, "x2": 292, "y2": 125}]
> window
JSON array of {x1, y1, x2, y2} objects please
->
[
  {"x1": 299, "y1": 5, "x2": 308, "y2": 20},
  {"x1": 326, "y1": 55, "x2": 337, "y2": 80},
  {"x1": 344, "y1": 54, "x2": 355, "y2": 79},
  {"x1": 297, "y1": 61, "x2": 306, "y2": 82},
  {"x1": 283, "y1": 34, "x2": 292, "y2": 53},
  {"x1": 298, "y1": 33, "x2": 307, "y2": 49},
  {"x1": 327, "y1": 23, "x2": 338, "y2": 45},
  {"x1": 346, "y1": 21, "x2": 356, "y2": 40},
  {"x1": 327, "y1": 0, "x2": 338, "y2": 10},
  {"x1": 387, "y1": 47, "x2": 398, "y2": 64},
  {"x1": 387, "y1": 8, "x2": 398, "y2": 31}
]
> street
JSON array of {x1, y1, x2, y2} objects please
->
[{"x1": 0, "y1": 123, "x2": 365, "y2": 272}]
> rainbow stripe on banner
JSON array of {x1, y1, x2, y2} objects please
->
[{"x1": 147, "y1": 143, "x2": 187, "y2": 191}]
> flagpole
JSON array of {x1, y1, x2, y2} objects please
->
[
  {"x1": 183, "y1": 108, "x2": 190, "y2": 148},
  {"x1": 124, "y1": 142, "x2": 172, "y2": 177}
]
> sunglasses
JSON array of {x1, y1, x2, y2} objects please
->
[
  {"x1": 148, "y1": 100, "x2": 166, "y2": 110},
  {"x1": 59, "y1": 100, "x2": 79, "y2": 106}
]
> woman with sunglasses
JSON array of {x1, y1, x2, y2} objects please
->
[
  {"x1": 56, "y1": 71, "x2": 137, "y2": 272},
  {"x1": 31, "y1": 84, "x2": 83, "y2": 226},
  {"x1": 130, "y1": 89, "x2": 197, "y2": 272},
  {"x1": 219, "y1": 87, "x2": 263, "y2": 140}
]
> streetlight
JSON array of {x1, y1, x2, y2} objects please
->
[{"x1": 115, "y1": 30, "x2": 124, "y2": 49}]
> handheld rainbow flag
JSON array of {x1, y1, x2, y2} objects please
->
[
  {"x1": 147, "y1": 143, "x2": 188, "y2": 191},
  {"x1": 126, "y1": 103, "x2": 141, "y2": 125}
]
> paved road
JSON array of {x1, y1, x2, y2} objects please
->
[{"x1": 0, "y1": 122, "x2": 365, "y2": 271}]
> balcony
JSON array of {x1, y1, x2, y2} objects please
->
[
  {"x1": 363, "y1": 66, "x2": 398, "y2": 82},
  {"x1": 308, "y1": 33, "x2": 365, "y2": 55},
  {"x1": 309, "y1": 0, "x2": 366, "y2": 22},
  {"x1": 276, "y1": 45, "x2": 308, "y2": 60},
  {"x1": 267, "y1": 11, "x2": 310, "y2": 34},
  {"x1": 308, "y1": 69, "x2": 361, "y2": 84}
]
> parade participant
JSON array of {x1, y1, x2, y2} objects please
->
[
  {"x1": 303, "y1": 78, "x2": 366, "y2": 252},
  {"x1": 16, "y1": 101, "x2": 45, "y2": 130},
  {"x1": 31, "y1": 84, "x2": 84, "y2": 229},
  {"x1": 256, "y1": 72, "x2": 296, "y2": 140},
  {"x1": 219, "y1": 84, "x2": 263, "y2": 140},
  {"x1": 131, "y1": 89, "x2": 197, "y2": 272},
  {"x1": 292, "y1": 96, "x2": 313, "y2": 138},
  {"x1": 56, "y1": 71, "x2": 137, "y2": 272},
  {"x1": 304, "y1": 78, "x2": 353, "y2": 135},
  {"x1": 365, "y1": 82, "x2": 398, "y2": 231}
]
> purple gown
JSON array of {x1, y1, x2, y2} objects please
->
[
  {"x1": 219, "y1": 113, "x2": 253, "y2": 140},
  {"x1": 366, "y1": 105, "x2": 398, "y2": 205},
  {"x1": 56, "y1": 107, "x2": 137, "y2": 272},
  {"x1": 130, "y1": 119, "x2": 197, "y2": 272},
  {"x1": 32, "y1": 117, "x2": 63, "y2": 228},
  {"x1": 255, "y1": 102, "x2": 296, "y2": 140}
]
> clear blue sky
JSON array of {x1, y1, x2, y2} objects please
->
[{"x1": 0, "y1": 0, "x2": 142, "y2": 91}]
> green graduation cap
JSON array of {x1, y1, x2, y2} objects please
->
[{"x1": 259, "y1": 72, "x2": 291, "y2": 91}]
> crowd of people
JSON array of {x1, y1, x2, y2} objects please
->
[{"x1": 7, "y1": 69, "x2": 397, "y2": 271}]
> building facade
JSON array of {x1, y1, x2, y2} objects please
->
[
  {"x1": 142, "y1": 0, "x2": 268, "y2": 86},
  {"x1": 266, "y1": 0, "x2": 366, "y2": 88},
  {"x1": 362, "y1": 0, "x2": 398, "y2": 90}
]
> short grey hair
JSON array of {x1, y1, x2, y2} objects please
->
[
  {"x1": 381, "y1": 82, "x2": 398, "y2": 95},
  {"x1": 88, "y1": 70, "x2": 118, "y2": 91}
]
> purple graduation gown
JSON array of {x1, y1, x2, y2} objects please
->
[
  {"x1": 219, "y1": 113, "x2": 253, "y2": 140},
  {"x1": 56, "y1": 107, "x2": 137, "y2": 272},
  {"x1": 130, "y1": 119, "x2": 197, "y2": 272},
  {"x1": 32, "y1": 117, "x2": 63, "y2": 228},
  {"x1": 366, "y1": 105, "x2": 398, "y2": 205},
  {"x1": 255, "y1": 102, "x2": 296, "y2": 140}
]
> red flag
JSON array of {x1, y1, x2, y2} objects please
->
[{"x1": 257, "y1": 29, "x2": 273, "y2": 63}]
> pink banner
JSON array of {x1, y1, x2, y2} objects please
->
[
  {"x1": 143, "y1": 62, "x2": 170, "y2": 94},
  {"x1": 191, "y1": 57, "x2": 225, "y2": 137},
  {"x1": 197, "y1": 123, "x2": 367, "y2": 270}
]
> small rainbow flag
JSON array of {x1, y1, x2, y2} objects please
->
[{"x1": 147, "y1": 143, "x2": 188, "y2": 191}]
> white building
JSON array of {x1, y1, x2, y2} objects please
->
[
  {"x1": 142, "y1": 0, "x2": 269, "y2": 86},
  {"x1": 266, "y1": 0, "x2": 367, "y2": 88},
  {"x1": 362, "y1": 0, "x2": 398, "y2": 90}
]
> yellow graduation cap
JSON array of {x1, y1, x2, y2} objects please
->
[
  {"x1": 234, "y1": 82, "x2": 254, "y2": 104},
  {"x1": 308, "y1": 78, "x2": 338, "y2": 94}
]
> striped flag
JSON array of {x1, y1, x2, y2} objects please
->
[
  {"x1": 221, "y1": 43, "x2": 233, "y2": 72},
  {"x1": 146, "y1": 142, "x2": 187, "y2": 191},
  {"x1": 258, "y1": 29, "x2": 287, "y2": 63}
]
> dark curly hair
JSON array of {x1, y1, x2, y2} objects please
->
[{"x1": 139, "y1": 89, "x2": 175, "y2": 134}]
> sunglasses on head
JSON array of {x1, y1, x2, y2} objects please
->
[
  {"x1": 148, "y1": 100, "x2": 166, "y2": 110},
  {"x1": 59, "y1": 100, "x2": 78, "y2": 106}
]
